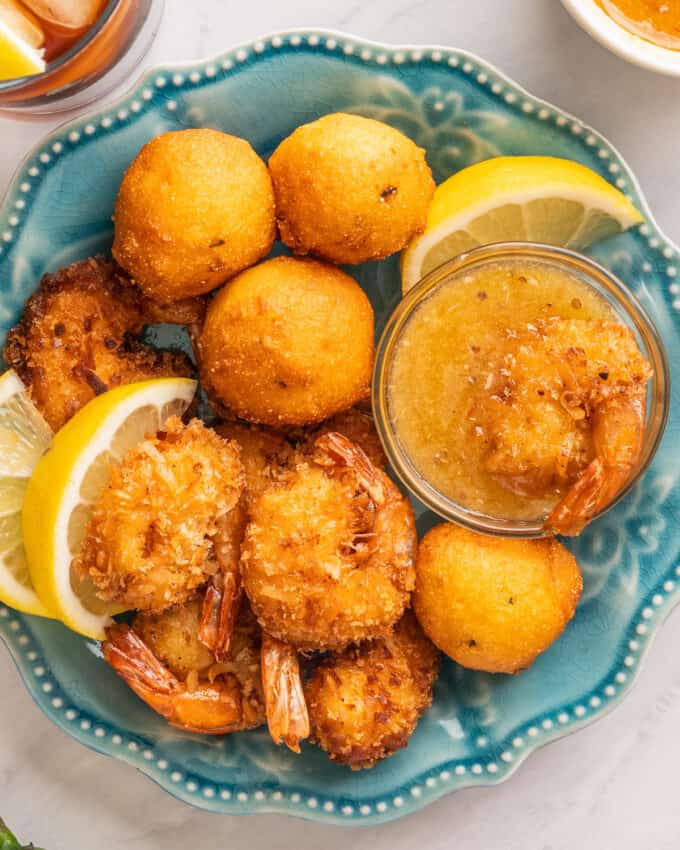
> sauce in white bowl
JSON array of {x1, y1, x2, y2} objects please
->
[{"x1": 562, "y1": 0, "x2": 680, "y2": 76}]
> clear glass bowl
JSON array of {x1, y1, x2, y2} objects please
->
[
  {"x1": 0, "y1": 0, "x2": 164, "y2": 116},
  {"x1": 372, "y1": 242, "x2": 670, "y2": 537}
]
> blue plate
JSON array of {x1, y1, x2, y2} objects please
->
[{"x1": 1, "y1": 30, "x2": 678, "y2": 825}]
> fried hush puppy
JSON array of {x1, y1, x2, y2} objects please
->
[
  {"x1": 103, "y1": 596, "x2": 265, "y2": 734},
  {"x1": 241, "y1": 433, "x2": 416, "y2": 652},
  {"x1": 305, "y1": 613, "x2": 440, "y2": 769},
  {"x1": 113, "y1": 129, "x2": 276, "y2": 303},
  {"x1": 414, "y1": 524, "x2": 582, "y2": 674},
  {"x1": 269, "y1": 112, "x2": 435, "y2": 264},
  {"x1": 198, "y1": 256, "x2": 375, "y2": 427},
  {"x1": 3, "y1": 257, "x2": 195, "y2": 432},
  {"x1": 76, "y1": 416, "x2": 244, "y2": 613}
]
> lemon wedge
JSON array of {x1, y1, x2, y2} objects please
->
[
  {"x1": 0, "y1": 370, "x2": 53, "y2": 617},
  {"x1": 401, "y1": 156, "x2": 643, "y2": 293},
  {"x1": 22, "y1": 378, "x2": 197, "y2": 639},
  {"x1": 0, "y1": 10, "x2": 45, "y2": 82}
]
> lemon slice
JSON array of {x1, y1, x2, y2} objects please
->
[
  {"x1": 23, "y1": 378, "x2": 197, "y2": 639},
  {"x1": 401, "y1": 156, "x2": 643, "y2": 293},
  {"x1": 0, "y1": 370, "x2": 53, "y2": 617},
  {"x1": 0, "y1": 12, "x2": 45, "y2": 82}
]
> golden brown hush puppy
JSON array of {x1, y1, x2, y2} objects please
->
[
  {"x1": 305, "y1": 612, "x2": 440, "y2": 769},
  {"x1": 269, "y1": 113, "x2": 435, "y2": 264},
  {"x1": 113, "y1": 129, "x2": 276, "y2": 303},
  {"x1": 198, "y1": 256, "x2": 375, "y2": 426},
  {"x1": 414, "y1": 524, "x2": 582, "y2": 674}
]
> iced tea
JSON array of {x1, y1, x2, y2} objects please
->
[{"x1": 0, "y1": 0, "x2": 163, "y2": 114}]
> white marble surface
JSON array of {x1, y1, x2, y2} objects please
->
[{"x1": 2, "y1": 0, "x2": 680, "y2": 846}]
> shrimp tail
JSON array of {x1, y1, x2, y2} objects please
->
[
  {"x1": 102, "y1": 623, "x2": 178, "y2": 694},
  {"x1": 201, "y1": 497, "x2": 247, "y2": 657},
  {"x1": 547, "y1": 458, "x2": 608, "y2": 536},
  {"x1": 315, "y1": 431, "x2": 386, "y2": 505},
  {"x1": 104, "y1": 623, "x2": 249, "y2": 735},
  {"x1": 548, "y1": 393, "x2": 645, "y2": 536},
  {"x1": 199, "y1": 571, "x2": 242, "y2": 659},
  {"x1": 261, "y1": 634, "x2": 310, "y2": 753}
]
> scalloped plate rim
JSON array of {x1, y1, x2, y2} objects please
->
[
  {"x1": 0, "y1": 27, "x2": 667, "y2": 237},
  {"x1": 0, "y1": 28, "x2": 678, "y2": 825},
  {"x1": 1, "y1": 596, "x2": 676, "y2": 825}
]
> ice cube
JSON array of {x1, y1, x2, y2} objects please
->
[
  {"x1": 20, "y1": 0, "x2": 105, "y2": 30},
  {"x1": 0, "y1": 0, "x2": 44, "y2": 48}
]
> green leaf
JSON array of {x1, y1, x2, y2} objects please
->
[
  {"x1": 0, "y1": 817, "x2": 43, "y2": 850},
  {"x1": 0, "y1": 817, "x2": 21, "y2": 850}
]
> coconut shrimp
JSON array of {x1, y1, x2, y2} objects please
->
[
  {"x1": 3, "y1": 257, "x2": 203, "y2": 432},
  {"x1": 298, "y1": 406, "x2": 386, "y2": 469},
  {"x1": 215, "y1": 422, "x2": 298, "y2": 510},
  {"x1": 102, "y1": 596, "x2": 265, "y2": 734},
  {"x1": 76, "y1": 417, "x2": 245, "y2": 654},
  {"x1": 241, "y1": 432, "x2": 417, "y2": 652},
  {"x1": 471, "y1": 318, "x2": 652, "y2": 535},
  {"x1": 303, "y1": 612, "x2": 440, "y2": 769},
  {"x1": 204, "y1": 422, "x2": 298, "y2": 651}
]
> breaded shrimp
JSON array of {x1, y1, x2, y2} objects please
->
[
  {"x1": 304, "y1": 613, "x2": 440, "y2": 769},
  {"x1": 297, "y1": 406, "x2": 386, "y2": 468},
  {"x1": 472, "y1": 318, "x2": 652, "y2": 534},
  {"x1": 3, "y1": 258, "x2": 201, "y2": 431},
  {"x1": 103, "y1": 597, "x2": 265, "y2": 734},
  {"x1": 215, "y1": 422, "x2": 298, "y2": 510},
  {"x1": 76, "y1": 417, "x2": 244, "y2": 620},
  {"x1": 241, "y1": 433, "x2": 417, "y2": 651}
]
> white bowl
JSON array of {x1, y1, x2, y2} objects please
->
[{"x1": 561, "y1": 0, "x2": 680, "y2": 76}]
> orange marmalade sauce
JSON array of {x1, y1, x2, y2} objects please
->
[
  {"x1": 596, "y1": 0, "x2": 680, "y2": 50},
  {"x1": 388, "y1": 260, "x2": 617, "y2": 520}
]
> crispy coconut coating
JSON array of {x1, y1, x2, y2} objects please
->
[
  {"x1": 414, "y1": 524, "x2": 583, "y2": 674},
  {"x1": 474, "y1": 317, "x2": 651, "y2": 501},
  {"x1": 215, "y1": 422, "x2": 298, "y2": 510},
  {"x1": 135, "y1": 596, "x2": 265, "y2": 722},
  {"x1": 269, "y1": 112, "x2": 435, "y2": 264},
  {"x1": 77, "y1": 417, "x2": 244, "y2": 612},
  {"x1": 298, "y1": 407, "x2": 386, "y2": 468},
  {"x1": 113, "y1": 129, "x2": 276, "y2": 302},
  {"x1": 198, "y1": 256, "x2": 375, "y2": 427},
  {"x1": 3, "y1": 257, "x2": 196, "y2": 432},
  {"x1": 105, "y1": 597, "x2": 265, "y2": 733},
  {"x1": 134, "y1": 595, "x2": 217, "y2": 679},
  {"x1": 241, "y1": 434, "x2": 416, "y2": 651},
  {"x1": 305, "y1": 612, "x2": 440, "y2": 769}
]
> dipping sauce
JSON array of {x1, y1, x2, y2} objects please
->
[
  {"x1": 387, "y1": 259, "x2": 618, "y2": 520},
  {"x1": 595, "y1": 0, "x2": 680, "y2": 50}
]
